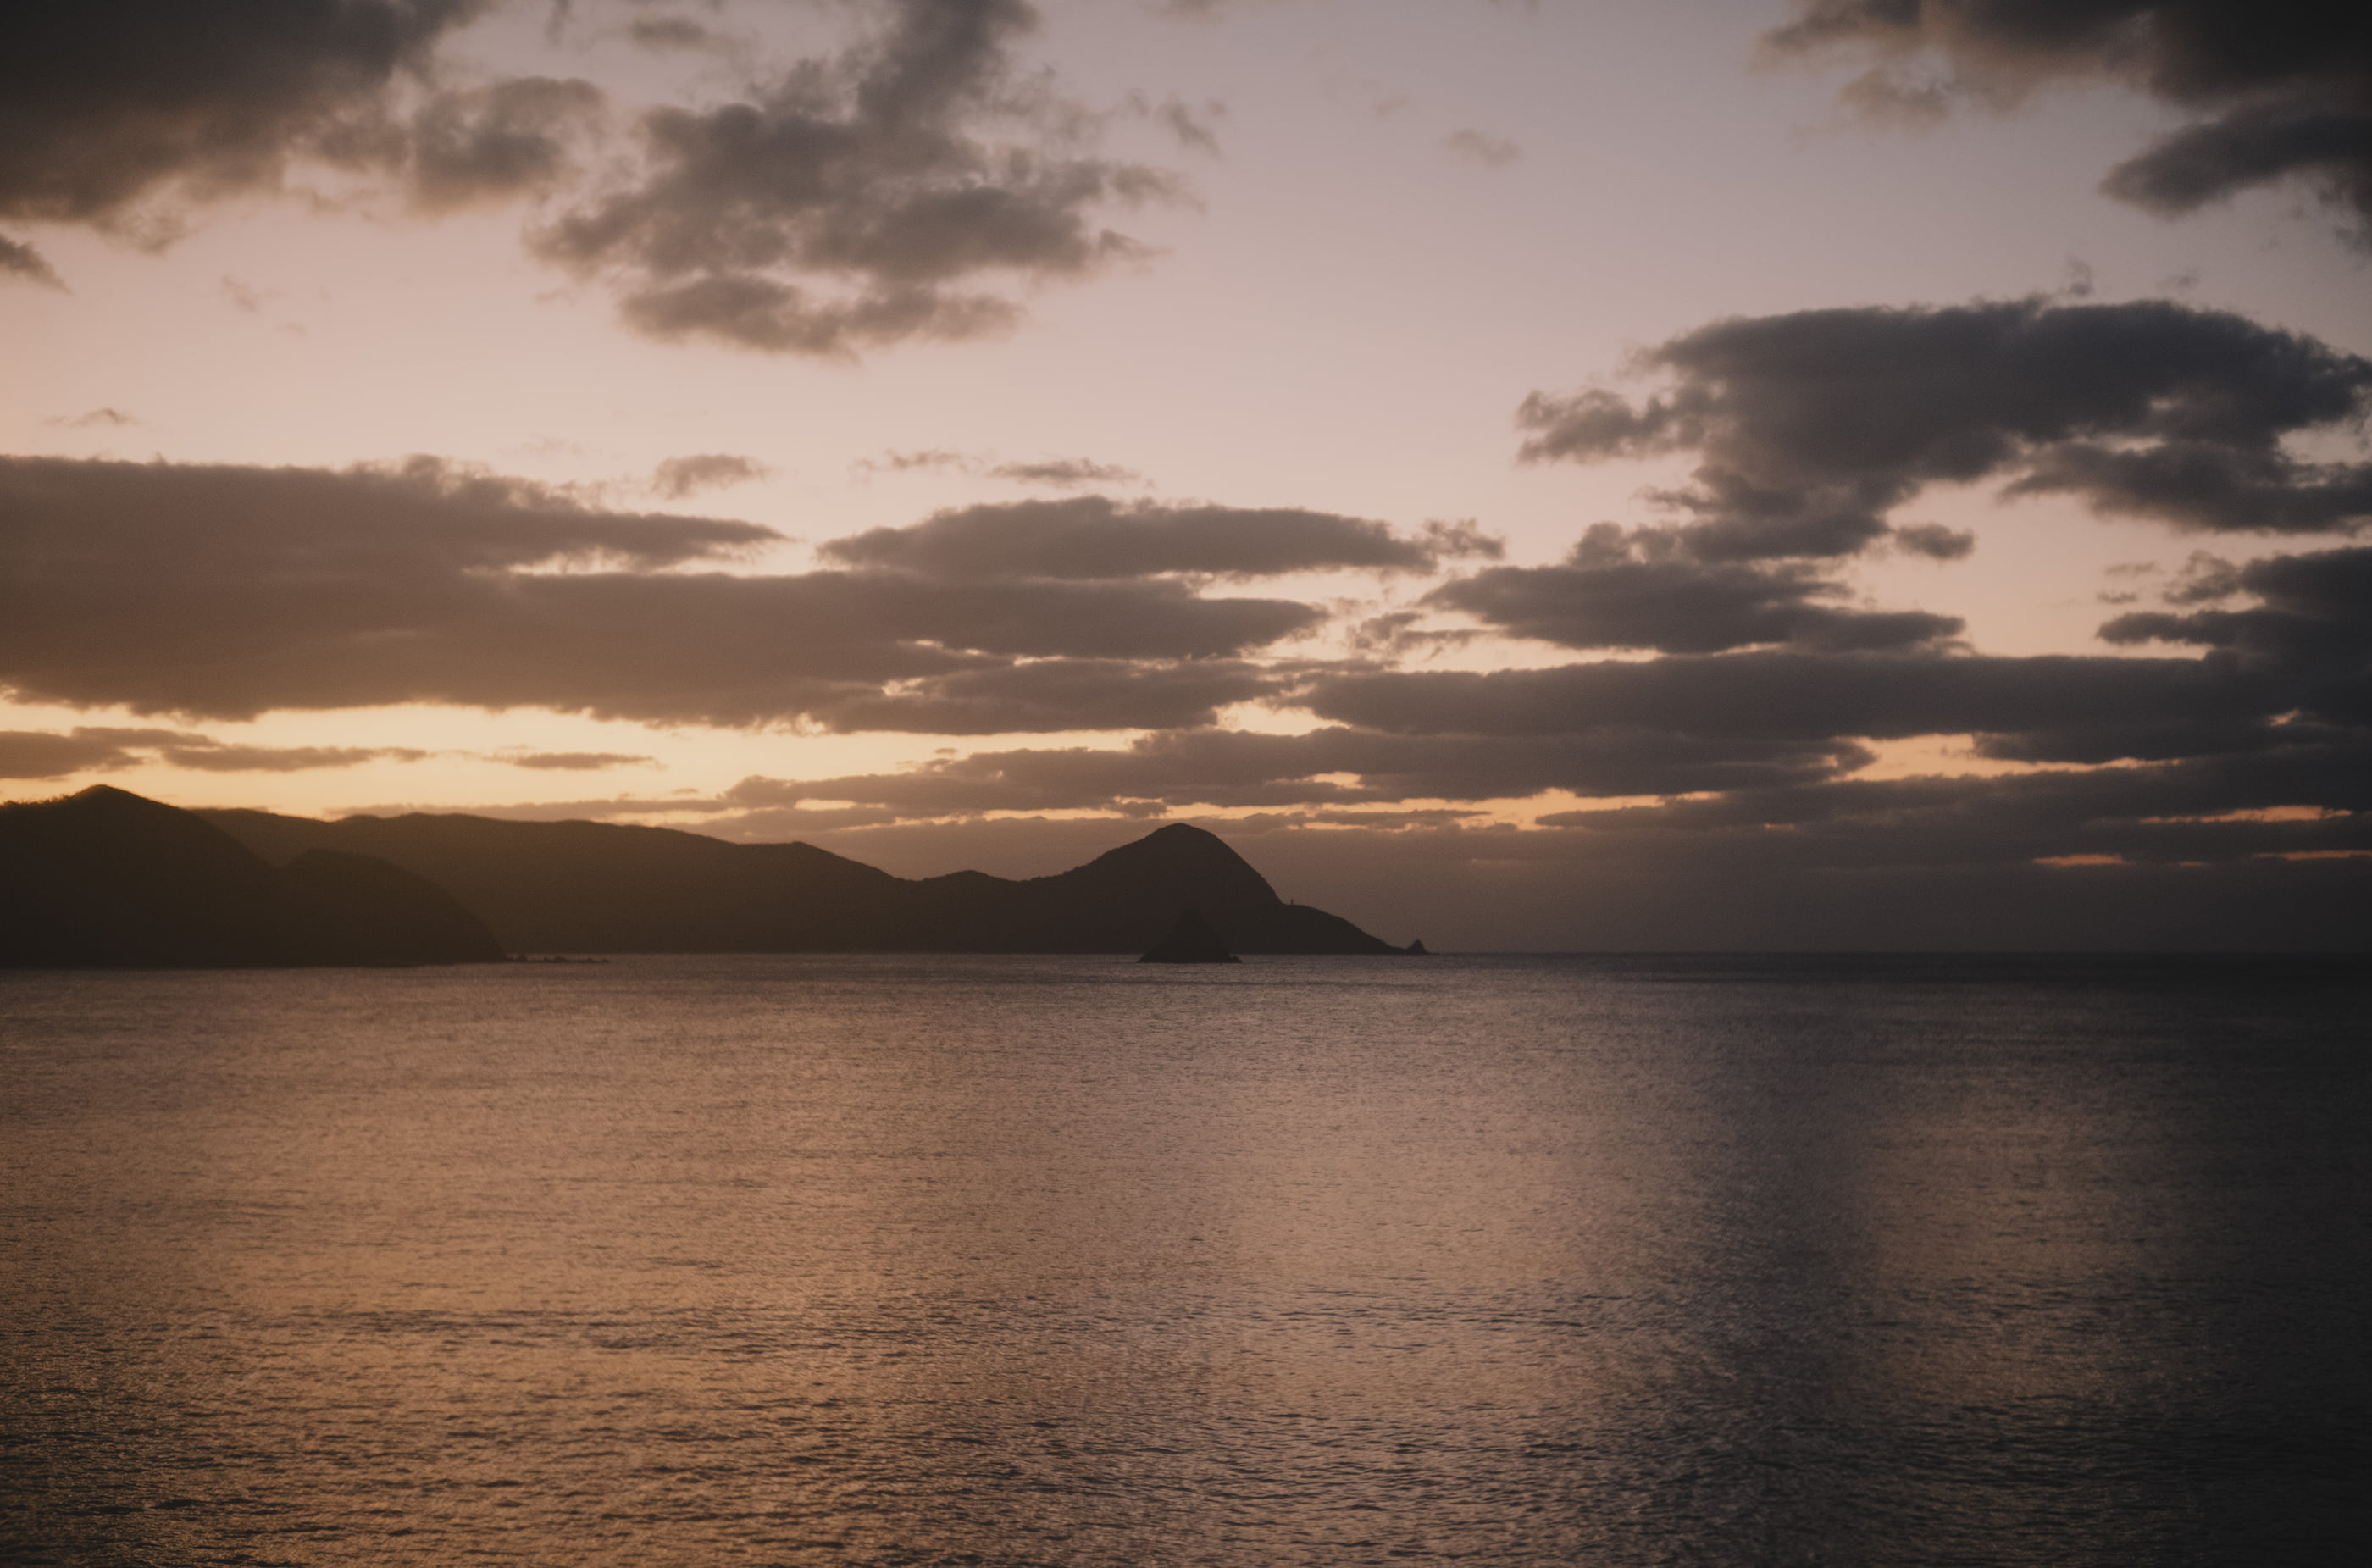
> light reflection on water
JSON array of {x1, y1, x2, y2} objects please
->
[{"x1": 3, "y1": 954, "x2": 2364, "y2": 1565}]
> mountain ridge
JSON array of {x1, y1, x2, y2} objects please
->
[
  {"x1": 196, "y1": 806, "x2": 1400, "y2": 956},
  {"x1": 0, "y1": 786, "x2": 507, "y2": 967}
]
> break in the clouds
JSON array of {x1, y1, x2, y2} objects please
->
[
  {"x1": 534, "y1": 0, "x2": 1181, "y2": 356},
  {"x1": 1518, "y1": 297, "x2": 2372, "y2": 560},
  {"x1": 820, "y1": 496, "x2": 1501, "y2": 579},
  {"x1": 1768, "y1": 1, "x2": 2372, "y2": 244},
  {"x1": 0, "y1": 454, "x2": 1322, "y2": 728}
]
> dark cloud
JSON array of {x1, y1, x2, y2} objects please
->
[
  {"x1": 0, "y1": 234, "x2": 62, "y2": 288},
  {"x1": 1891, "y1": 522, "x2": 1976, "y2": 560},
  {"x1": 1766, "y1": 1, "x2": 2372, "y2": 243},
  {"x1": 533, "y1": 0, "x2": 1181, "y2": 356},
  {"x1": 3, "y1": 2, "x2": 1147, "y2": 357},
  {"x1": 1538, "y1": 740, "x2": 2372, "y2": 866},
  {"x1": 1426, "y1": 522, "x2": 1964, "y2": 653},
  {"x1": 651, "y1": 452, "x2": 772, "y2": 499},
  {"x1": 403, "y1": 75, "x2": 606, "y2": 212},
  {"x1": 0, "y1": 1, "x2": 474, "y2": 230},
  {"x1": 0, "y1": 729, "x2": 152, "y2": 779},
  {"x1": 818, "y1": 495, "x2": 1501, "y2": 579},
  {"x1": 0, "y1": 724, "x2": 424, "y2": 778},
  {"x1": 1518, "y1": 298, "x2": 2372, "y2": 558},
  {"x1": 46, "y1": 407, "x2": 138, "y2": 429},
  {"x1": 0, "y1": 0, "x2": 603, "y2": 252},
  {"x1": 1301, "y1": 650, "x2": 2287, "y2": 766},
  {"x1": 2102, "y1": 542, "x2": 2372, "y2": 727},
  {"x1": 0, "y1": 454, "x2": 1321, "y2": 726}
]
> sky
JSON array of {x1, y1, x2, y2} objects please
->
[{"x1": 3, "y1": 0, "x2": 2369, "y2": 950}]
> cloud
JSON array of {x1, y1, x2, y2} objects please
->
[
  {"x1": 532, "y1": 0, "x2": 1183, "y2": 356},
  {"x1": 45, "y1": 407, "x2": 138, "y2": 429},
  {"x1": 0, "y1": 725, "x2": 425, "y2": 778},
  {"x1": 651, "y1": 452, "x2": 772, "y2": 499},
  {"x1": 0, "y1": 233, "x2": 62, "y2": 288},
  {"x1": 1765, "y1": 1, "x2": 2372, "y2": 243},
  {"x1": 495, "y1": 751, "x2": 659, "y2": 770},
  {"x1": 1517, "y1": 298, "x2": 2372, "y2": 558},
  {"x1": 0, "y1": 454, "x2": 1322, "y2": 726},
  {"x1": 2, "y1": 2, "x2": 1149, "y2": 356},
  {"x1": 626, "y1": 16, "x2": 719, "y2": 53},
  {"x1": 403, "y1": 75, "x2": 607, "y2": 213},
  {"x1": 0, "y1": 728, "x2": 156, "y2": 779},
  {"x1": 162, "y1": 740, "x2": 433, "y2": 772},
  {"x1": 986, "y1": 457, "x2": 1144, "y2": 488},
  {"x1": 1442, "y1": 129, "x2": 1521, "y2": 169},
  {"x1": 1538, "y1": 741, "x2": 2372, "y2": 867},
  {"x1": 1426, "y1": 522, "x2": 1963, "y2": 653},
  {"x1": 0, "y1": 1, "x2": 471, "y2": 229},
  {"x1": 818, "y1": 495, "x2": 1502, "y2": 579},
  {"x1": 1133, "y1": 94, "x2": 1225, "y2": 155},
  {"x1": 2101, "y1": 542, "x2": 2372, "y2": 728},
  {"x1": 858, "y1": 447, "x2": 977, "y2": 477},
  {"x1": 0, "y1": 1, "x2": 602, "y2": 247},
  {"x1": 1300, "y1": 650, "x2": 2288, "y2": 767},
  {"x1": 856, "y1": 450, "x2": 1146, "y2": 487}
]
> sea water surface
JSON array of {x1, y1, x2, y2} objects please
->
[{"x1": 3, "y1": 954, "x2": 2366, "y2": 1566}]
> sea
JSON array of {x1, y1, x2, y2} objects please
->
[{"x1": 3, "y1": 954, "x2": 2366, "y2": 1567}]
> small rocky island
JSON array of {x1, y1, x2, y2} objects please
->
[{"x1": 1139, "y1": 908, "x2": 1241, "y2": 964}]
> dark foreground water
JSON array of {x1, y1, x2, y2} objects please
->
[{"x1": 3, "y1": 954, "x2": 2366, "y2": 1567}]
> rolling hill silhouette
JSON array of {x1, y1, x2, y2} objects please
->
[
  {"x1": 197, "y1": 806, "x2": 1399, "y2": 956},
  {"x1": 0, "y1": 786, "x2": 506, "y2": 967}
]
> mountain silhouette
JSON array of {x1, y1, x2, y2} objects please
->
[
  {"x1": 0, "y1": 786, "x2": 506, "y2": 967},
  {"x1": 197, "y1": 808, "x2": 1400, "y2": 956},
  {"x1": 1139, "y1": 908, "x2": 1240, "y2": 964}
]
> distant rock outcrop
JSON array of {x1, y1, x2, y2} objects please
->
[
  {"x1": 0, "y1": 786, "x2": 506, "y2": 968},
  {"x1": 1139, "y1": 908, "x2": 1241, "y2": 964},
  {"x1": 1405, "y1": 939, "x2": 1431, "y2": 955},
  {"x1": 198, "y1": 809, "x2": 1404, "y2": 956}
]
